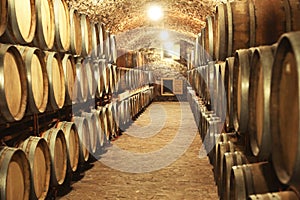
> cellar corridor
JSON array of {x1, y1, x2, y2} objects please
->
[{"x1": 60, "y1": 102, "x2": 218, "y2": 200}]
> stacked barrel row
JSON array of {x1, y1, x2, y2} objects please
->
[
  {"x1": 0, "y1": 0, "x2": 116, "y2": 59},
  {"x1": 188, "y1": 0, "x2": 300, "y2": 199}
]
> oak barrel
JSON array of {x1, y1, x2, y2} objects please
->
[
  {"x1": 80, "y1": 14, "x2": 92, "y2": 57},
  {"x1": 0, "y1": 146, "x2": 30, "y2": 200},
  {"x1": 32, "y1": 0, "x2": 55, "y2": 50},
  {"x1": 224, "y1": 57, "x2": 235, "y2": 132},
  {"x1": 84, "y1": 58, "x2": 96, "y2": 99},
  {"x1": 95, "y1": 60, "x2": 104, "y2": 98},
  {"x1": 270, "y1": 31, "x2": 300, "y2": 188},
  {"x1": 248, "y1": 45, "x2": 277, "y2": 160},
  {"x1": 18, "y1": 46, "x2": 48, "y2": 114},
  {"x1": 91, "y1": 109, "x2": 105, "y2": 147},
  {"x1": 110, "y1": 35, "x2": 117, "y2": 64},
  {"x1": 56, "y1": 121, "x2": 80, "y2": 173},
  {"x1": 45, "y1": 51, "x2": 65, "y2": 109},
  {"x1": 62, "y1": 54, "x2": 75, "y2": 105},
  {"x1": 18, "y1": 136, "x2": 51, "y2": 200},
  {"x1": 53, "y1": 0, "x2": 70, "y2": 52},
  {"x1": 0, "y1": 44, "x2": 27, "y2": 122},
  {"x1": 69, "y1": 8, "x2": 82, "y2": 56},
  {"x1": 72, "y1": 116, "x2": 90, "y2": 163},
  {"x1": 0, "y1": 0, "x2": 36, "y2": 44},
  {"x1": 41, "y1": 128, "x2": 67, "y2": 186},
  {"x1": 73, "y1": 57, "x2": 88, "y2": 103},
  {"x1": 0, "y1": 0, "x2": 7, "y2": 37},
  {"x1": 98, "y1": 106, "x2": 109, "y2": 141},
  {"x1": 230, "y1": 162, "x2": 282, "y2": 200},
  {"x1": 82, "y1": 112, "x2": 98, "y2": 154}
]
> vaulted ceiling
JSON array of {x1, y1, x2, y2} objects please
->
[{"x1": 67, "y1": 0, "x2": 224, "y2": 49}]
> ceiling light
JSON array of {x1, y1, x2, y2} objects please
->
[{"x1": 147, "y1": 5, "x2": 164, "y2": 21}]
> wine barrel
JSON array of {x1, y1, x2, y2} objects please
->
[
  {"x1": 45, "y1": 51, "x2": 65, "y2": 109},
  {"x1": 72, "y1": 116, "x2": 90, "y2": 163},
  {"x1": 230, "y1": 162, "x2": 282, "y2": 200},
  {"x1": 41, "y1": 128, "x2": 67, "y2": 186},
  {"x1": 98, "y1": 106, "x2": 109, "y2": 141},
  {"x1": 199, "y1": 29, "x2": 208, "y2": 66},
  {"x1": 224, "y1": 57, "x2": 235, "y2": 132},
  {"x1": 222, "y1": 151, "x2": 248, "y2": 200},
  {"x1": 53, "y1": 0, "x2": 70, "y2": 52},
  {"x1": 62, "y1": 54, "x2": 75, "y2": 105},
  {"x1": 80, "y1": 14, "x2": 92, "y2": 57},
  {"x1": 91, "y1": 109, "x2": 105, "y2": 147},
  {"x1": 270, "y1": 31, "x2": 300, "y2": 188},
  {"x1": 69, "y1": 8, "x2": 82, "y2": 56},
  {"x1": 84, "y1": 58, "x2": 96, "y2": 99},
  {"x1": 116, "y1": 48, "x2": 128, "y2": 68},
  {"x1": 0, "y1": 0, "x2": 36, "y2": 44},
  {"x1": 111, "y1": 65, "x2": 119, "y2": 93},
  {"x1": 32, "y1": 0, "x2": 55, "y2": 50},
  {"x1": 90, "y1": 23, "x2": 99, "y2": 59},
  {"x1": 248, "y1": 45, "x2": 277, "y2": 160},
  {"x1": 110, "y1": 35, "x2": 117, "y2": 64},
  {"x1": 214, "y1": 0, "x2": 297, "y2": 61},
  {"x1": 82, "y1": 112, "x2": 98, "y2": 154},
  {"x1": 0, "y1": 44, "x2": 27, "y2": 122},
  {"x1": 215, "y1": 141, "x2": 234, "y2": 193},
  {"x1": 73, "y1": 57, "x2": 88, "y2": 103},
  {"x1": 0, "y1": 146, "x2": 30, "y2": 200},
  {"x1": 104, "y1": 30, "x2": 111, "y2": 62},
  {"x1": 232, "y1": 48, "x2": 254, "y2": 135},
  {"x1": 18, "y1": 46, "x2": 48, "y2": 114},
  {"x1": 18, "y1": 136, "x2": 51, "y2": 200},
  {"x1": 0, "y1": 0, "x2": 7, "y2": 37},
  {"x1": 100, "y1": 59, "x2": 109, "y2": 95},
  {"x1": 95, "y1": 60, "x2": 104, "y2": 98},
  {"x1": 105, "y1": 103, "x2": 115, "y2": 139},
  {"x1": 105, "y1": 64, "x2": 112, "y2": 94},
  {"x1": 112, "y1": 101, "x2": 119, "y2": 134},
  {"x1": 248, "y1": 191, "x2": 299, "y2": 200},
  {"x1": 56, "y1": 121, "x2": 80, "y2": 173},
  {"x1": 204, "y1": 15, "x2": 215, "y2": 61},
  {"x1": 95, "y1": 22, "x2": 104, "y2": 57}
]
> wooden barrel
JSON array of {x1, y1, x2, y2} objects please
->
[
  {"x1": 111, "y1": 65, "x2": 119, "y2": 93},
  {"x1": 56, "y1": 121, "x2": 80, "y2": 173},
  {"x1": 91, "y1": 22, "x2": 99, "y2": 59},
  {"x1": 95, "y1": 60, "x2": 104, "y2": 98},
  {"x1": 270, "y1": 31, "x2": 300, "y2": 188},
  {"x1": 45, "y1": 51, "x2": 65, "y2": 109},
  {"x1": 214, "y1": 0, "x2": 298, "y2": 61},
  {"x1": 0, "y1": 0, "x2": 36, "y2": 44},
  {"x1": 248, "y1": 191, "x2": 299, "y2": 200},
  {"x1": 80, "y1": 14, "x2": 92, "y2": 57},
  {"x1": 18, "y1": 46, "x2": 48, "y2": 114},
  {"x1": 81, "y1": 112, "x2": 98, "y2": 154},
  {"x1": 224, "y1": 57, "x2": 235, "y2": 132},
  {"x1": 95, "y1": 22, "x2": 104, "y2": 57},
  {"x1": 116, "y1": 48, "x2": 127, "y2": 68},
  {"x1": 100, "y1": 59, "x2": 109, "y2": 95},
  {"x1": 112, "y1": 101, "x2": 119, "y2": 134},
  {"x1": 110, "y1": 35, "x2": 117, "y2": 64},
  {"x1": 215, "y1": 141, "x2": 234, "y2": 192},
  {"x1": 0, "y1": 146, "x2": 30, "y2": 200},
  {"x1": 91, "y1": 109, "x2": 105, "y2": 147},
  {"x1": 98, "y1": 106, "x2": 109, "y2": 141},
  {"x1": 41, "y1": 128, "x2": 67, "y2": 186},
  {"x1": 222, "y1": 151, "x2": 248, "y2": 200},
  {"x1": 230, "y1": 162, "x2": 282, "y2": 199},
  {"x1": 199, "y1": 29, "x2": 208, "y2": 66},
  {"x1": 105, "y1": 64, "x2": 112, "y2": 94},
  {"x1": 232, "y1": 48, "x2": 254, "y2": 135},
  {"x1": 248, "y1": 45, "x2": 277, "y2": 160},
  {"x1": 32, "y1": 0, "x2": 55, "y2": 50},
  {"x1": 204, "y1": 15, "x2": 215, "y2": 61},
  {"x1": 73, "y1": 57, "x2": 88, "y2": 103},
  {"x1": 62, "y1": 54, "x2": 75, "y2": 106},
  {"x1": 18, "y1": 136, "x2": 51, "y2": 200},
  {"x1": 105, "y1": 103, "x2": 115, "y2": 138},
  {"x1": 0, "y1": 44, "x2": 27, "y2": 122},
  {"x1": 104, "y1": 30, "x2": 111, "y2": 62},
  {"x1": 72, "y1": 116, "x2": 90, "y2": 163},
  {"x1": 53, "y1": 0, "x2": 70, "y2": 52},
  {"x1": 0, "y1": 0, "x2": 7, "y2": 37},
  {"x1": 84, "y1": 58, "x2": 96, "y2": 99},
  {"x1": 69, "y1": 8, "x2": 82, "y2": 56}
]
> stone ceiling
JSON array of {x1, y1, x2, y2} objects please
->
[{"x1": 67, "y1": 0, "x2": 225, "y2": 49}]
